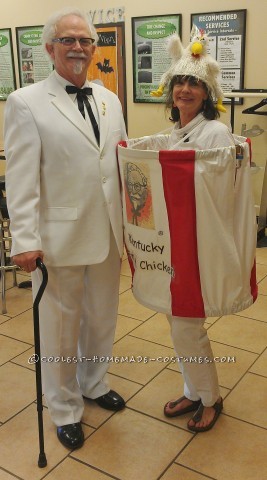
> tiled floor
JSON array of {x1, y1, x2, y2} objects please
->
[{"x1": 0, "y1": 247, "x2": 267, "y2": 480}]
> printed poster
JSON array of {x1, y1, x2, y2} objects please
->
[
  {"x1": 88, "y1": 26, "x2": 117, "y2": 94},
  {"x1": 16, "y1": 26, "x2": 53, "y2": 87},
  {"x1": 132, "y1": 14, "x2": 182, "y2": 103},
  {"x1": 0, "y1": 29, "x2": 16, "y2": 100},
  {"x1": 191, "y1": 10, "x2": 246, "y2": 102}
]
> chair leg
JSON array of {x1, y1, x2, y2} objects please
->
[
  {"x1": 1, "y1": 268, "x2": 7, "y2": 315},
  {"x1": 0, "y1": 224, "x2": 7, "y2": 314},
  {"x1": 0, "y1": 218, "x2": 26, "y2": 313},
  {"x1": 12, "y1": 265, "x2": 18, "y2": 287}
]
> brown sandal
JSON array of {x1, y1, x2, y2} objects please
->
[
  {"x1": 164, "y1": 395, "x2": 201, "y2": 418},
  {"x1": 187, "y1": 398, "x2": 223, "y2": 432}
]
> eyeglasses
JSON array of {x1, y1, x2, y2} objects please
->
[
  {"x1": 52, "y1": 37, "x2": 95, "y2": 47},
  {"x1": 127, "y1": 182, "x2": 147, "y2": 193}
]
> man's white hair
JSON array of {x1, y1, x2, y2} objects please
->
[{"x1": 42, "y1": 6, "x2": 98, "y2": 59}]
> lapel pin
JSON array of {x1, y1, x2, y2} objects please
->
[{"x1": 101, "y1": 101, "x2": 106, "y2": 116}]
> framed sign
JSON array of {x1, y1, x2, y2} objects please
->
[
  {"x1": 0, "y1": 28, "x2": 16, "y2": 100},
  {"x1": 132, "y1": 14, "x2": 182, "y2": 103},
  {"x1": 16, "y1": 25, "x2": 53, "y2": 87},
  {"x1": 191, "y1": 10, "x2": 247, "y2": 103},
  {"x1": 89, "y1": 23, "x2": 127, "y2": 125}
]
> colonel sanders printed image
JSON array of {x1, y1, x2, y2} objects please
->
[{"x1": 124, "y1": 162, "x2": 155, "y2": 229}]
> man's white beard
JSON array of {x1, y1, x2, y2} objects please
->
[{"x1": 73, "y1": 60, "x2": 83, "y2": 75}]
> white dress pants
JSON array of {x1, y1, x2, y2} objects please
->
[
  {"x1": 31, "y1": 231, "x2": 121, "y2": 426},
  {"x1": 167, "y1": 315, "x2": 220, "y2": 407}
]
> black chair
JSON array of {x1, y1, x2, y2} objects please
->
[{"x1": 0, "y1": 176, "x2": 31, "y2": 314}]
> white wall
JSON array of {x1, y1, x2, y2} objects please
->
[{"x1": 0, "y1": 0, "x2": 266, "y2": 206}]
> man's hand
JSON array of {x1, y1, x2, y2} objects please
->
[{"x1": 12, "y1": 251, "x2": 44, "y2": 272}]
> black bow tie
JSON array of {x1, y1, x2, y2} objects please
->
[
  {"x1": 65, "y1": 86, "x2": 92, "y2": 96},
  {"x1": 66, "y1": 85, "x2": 99, "y2": 145}
]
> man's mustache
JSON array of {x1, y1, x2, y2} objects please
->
[{"x1": 66, "y1": 52, "x2": 87, "y2": 59}]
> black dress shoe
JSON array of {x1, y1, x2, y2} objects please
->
[
  {"x1": 94, "y1": 390, "x2": 125, "y2": 411},
  {"x1": 57, "y1": 422, "x2": 84, "y2": 449}
]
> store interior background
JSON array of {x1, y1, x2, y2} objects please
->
[
  {"x1": 0, "y1": 0, "x2": 267, "y2": 215},
  {"x1": 0, "y1": 2, "x2": 267, "y2": 479}
]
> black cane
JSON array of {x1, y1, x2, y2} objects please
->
[{"x1": 33, "y1": 257, "x2": 48, "y2": 468}]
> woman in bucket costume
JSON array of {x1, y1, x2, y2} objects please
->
[{"x1": 153, "y1": 27, "x2": 235, "y2": 432}]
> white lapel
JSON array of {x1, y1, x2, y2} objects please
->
[
  {"x1": 46, "y1": 72, "x2": 99, "y2": 147},
  {"x1": 91, "y1": 84, "x2": 109, "y2": 151}
]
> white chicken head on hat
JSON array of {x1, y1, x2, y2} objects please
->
[{"x1": 190, "y1": 24, "x2": 209, "y2": 56}]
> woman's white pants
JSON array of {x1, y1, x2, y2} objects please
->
[{"x1": 167, "y1": 315, "x2": 220, "y2": 407}]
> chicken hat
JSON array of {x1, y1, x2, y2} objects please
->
[{"x1": 151, "y1": 25, "x2": 226, "y2": 113}]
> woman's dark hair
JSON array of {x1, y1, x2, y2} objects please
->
[{"x1": 166, "y1": 75, "x2": 220, "y2": 122}]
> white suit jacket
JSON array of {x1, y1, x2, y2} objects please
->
[{"x1": 4, "y1": 71, "x2": 127, "y2": 266}]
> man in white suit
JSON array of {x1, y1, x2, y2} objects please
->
[{"x1": 4, "y1": 7, "x2": 127, "y2": 449}]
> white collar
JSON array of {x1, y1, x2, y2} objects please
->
[
  {"x1": 54, "y1": 70, "x2": 91, "y2": 90},
  {"x1": 175, "y1": 113, "x2": 204, "y2": 134}
]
